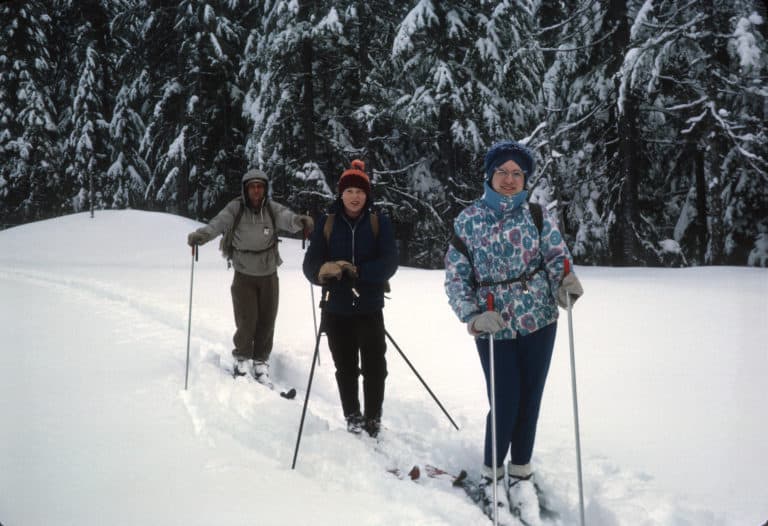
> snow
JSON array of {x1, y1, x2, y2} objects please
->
[
  {"x1": 731, "y1": 14, "x2": 764, "y2": 72},
  {"x1": 1, "y1": 210, "x2": 766, "y2": 526}
]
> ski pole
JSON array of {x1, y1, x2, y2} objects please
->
[
  {"x1": 184, "y1": 244, "x2": 198, "y2": 390},
  {"x1": 309, "y1": 283, "x2": 320, "y2": 366},
  {"x1": 487, "y1": 292, "x2": 499, "y2": 526},
  {"x1": 291, "y1": 290, "x2": 327, "y2": 469},
  {"x1": 384, "y1": 330, "x2": 459, "y2": 431},
  {"x1": 564, "y1": 259, "x2": 585, "y2": 526},
  {"x1": 304, "y1": 225, "x2": 320, "y2": 366}
]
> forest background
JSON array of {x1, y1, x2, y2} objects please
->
[{"x1": 1, "y1": 0, "x2": 766, "y2": 269}]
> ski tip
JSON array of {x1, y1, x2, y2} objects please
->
[
  {"x1": 280, "y1": 388, "x2": 297, "y2": 399},
  {"x1": 452, "y1": 470, "x2": 469, "y2": 487}
]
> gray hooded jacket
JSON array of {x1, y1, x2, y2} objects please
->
[{"x1": 193, "y1": 169, "x2": 304, "y2": 276}]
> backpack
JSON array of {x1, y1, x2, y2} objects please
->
[
  {"x1": 321, "y1": 211, "x2": 390, "y2": 293},
  {"x1": 323, "y1": 211, "x2": 379, "y2": 243},
  {"x1": 219, "y1": 197, "x2": 279, "y2": 268},
  {"x1": 449, "y1": 202, "x2": 543, "y2": 268}
]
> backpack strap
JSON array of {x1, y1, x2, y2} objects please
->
[
  {"x1": 449, "y1": 228, "x2": 472, "y2": 265},
  {"x1": 323, "y1": 211, "x2": 379, "y2": 244},
  {"x1": 322, "y1": 210, "x2": 389, "y2": 293},
  {"x1": 264, "y1": 200, "x2": 279, "y2": 245},
  {"x1": 233, "y1": 197, "x2": 246, "y2": 230},
  {"x1": 221, "y1": 198, "x2": 246, "y2": 268},
  {"x1": 370, "y1": 212, "x2": 379, "y2": 239},
  {"x1": 529, "y1": 202, "x2": 543, "y2": 235},
  {"x1": 225, "y1": 199, "x2": 281, "y2": 266},
  {"x1": 449, "y1": 202, "x2": 544, "y2": 284},
  {"x1": 323, "y1": 213, "x2": 336, "y2": 244}
]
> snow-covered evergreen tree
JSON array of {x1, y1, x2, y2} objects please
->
[
  {"x1": 539, "y1": 0, "x2": 767, "y2": 266},
  {"x1": 0, "y1": 1, "x2": 60, "y2": 224},
  {"x1": 104, "y1": 0, "x2": 150, "y2": 209},
  {"x1": 140, "y1": 0, "x2": 249, "y2": 216},
  {"x1": 241, "y1": 0, "x2": 323, "y2": 204},
  {"x1": 69, "y1": 43, "x2": 109, "y2": 215},
  {"x1": 0, "y1": 0, "x2": 764, "y2": 267},
  {"x1": 384, "y1": 0, "x2": 544, "y2": 266}
]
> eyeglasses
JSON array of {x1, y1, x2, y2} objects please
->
[{"x1": 493, "y1": 168, "x2": 525, "y2": 179}]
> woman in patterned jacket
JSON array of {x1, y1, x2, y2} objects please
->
[{"x1": 444, "y1": 140, "x2": 583, "y2": 524}]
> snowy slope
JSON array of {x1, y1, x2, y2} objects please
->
[{"x1": 0, "y1": 210, "x2": 765, "y2": 526}]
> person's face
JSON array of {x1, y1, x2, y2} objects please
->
[
  {"x1": 341, "y1": 187, "x2": 367, "y2": 217},
  {"x1": 246, "y1": 180, "x2": 266, "y2": 207},
  {"x1": 490, "y1": 160, "x2": 525, "y2": 197}
]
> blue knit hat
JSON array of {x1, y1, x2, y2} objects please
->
[{"x1": 484, "y1": 140, "x2": 535, "y2": 183}]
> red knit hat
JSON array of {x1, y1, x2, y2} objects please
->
[{"x1": 338, "y1": 159, "x2": 371, "y2": 197}]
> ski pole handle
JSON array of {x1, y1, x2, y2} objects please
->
[
  {"x1": 302, "y1": 210, "x2": 310, "y2": 250},
  {"x1": 192, "y1": 244, "x2": 198, "y2": 261},
  {"x1": 564, "y1": 258, "x2": 570, "y2": 277},
  {"x1": 487, "y1": 292, "x2": 494, "y2": 311}
]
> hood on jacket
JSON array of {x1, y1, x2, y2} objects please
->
[{"x1": 242, "y1": 169, "x2": 270, "y2": 209}]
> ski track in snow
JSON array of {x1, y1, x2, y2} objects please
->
[
  {"x1": 0, "y1": 266, "x2": 503, "y2": 524},
  {"x1": 1, "y1": 259, "x2": 730, "y2": 525}
]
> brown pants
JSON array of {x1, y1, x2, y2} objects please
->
[{"x1": 231, "y1": 271, "x2": 279, "y2": 362}]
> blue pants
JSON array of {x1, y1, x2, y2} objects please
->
[{"x1": 476, "y1": 322, "x2": 557, "y2": 468}]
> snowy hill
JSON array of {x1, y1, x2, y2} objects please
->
[{"x1": 1, "y1": 210, "x2": 766, "y2": 526}]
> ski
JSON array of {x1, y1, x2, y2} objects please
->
[
  {"x1": 387, "y1": 465, "x2": 420, "y2": 480},
  {"x1": 387, "y1": 464, "x2": 469, "y2": 487},
  {"x1": 424, "y1": 464, "x2": 469, "y2": 486},
  {"x1": 230, "y1": 365, "x2": 297, "y2": 399}
]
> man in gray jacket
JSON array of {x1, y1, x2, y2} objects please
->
[{"x1": 187, "y1": 168, "x2": 313, "y2": 387}]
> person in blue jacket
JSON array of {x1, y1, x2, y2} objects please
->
[
  {"x1": 444, "y1": 140, "x2": 583, "y2": 523},
  {"x1": 303, "y1": 160, "x2": 398, "y2": 438}
]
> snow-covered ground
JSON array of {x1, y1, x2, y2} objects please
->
[{"x1": 1, "y1": 210, "x2": 765, "y2": 526}]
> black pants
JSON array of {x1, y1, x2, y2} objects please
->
[
  {"x1": 324, "y1": 310, "x2": 388, "y2": 420},
  {"x1": 230, "y1": 271, "x2": 279, "y2": 362}
]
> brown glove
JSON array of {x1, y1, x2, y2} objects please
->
[
  {"x1": 557, "y1": 272, "x2": 584, "y2": 309},
  {"x1": 318, "y1": 262, "x2": 343, "y2": 283},
  {"x1": 335, "y1": 260, "x2": 358, "y2": 279}
]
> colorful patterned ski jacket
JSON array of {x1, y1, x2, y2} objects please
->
[{"x1": 444, "y1": 183, "x2": 571, "y2": 340}]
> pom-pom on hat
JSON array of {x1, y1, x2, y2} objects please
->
[
  {"x1": 338, "y1": 159, "x2": 371, "y2": 197},
  {"x1": 484, "y1": 140, "x2": 535, "y2": 183}
]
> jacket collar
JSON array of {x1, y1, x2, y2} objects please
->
[{"x1": 482, "y1": 181, "x2": 528, "y2": 215}]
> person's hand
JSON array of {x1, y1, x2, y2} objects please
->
[
  {"x1": 187, "y1": 231, "x2": 206, "y2": 247},
  {"x1": 557, "y1": 272, "x2": 584, "y2": 309},
  {"x1": 300, "y1": 215, "x2": 314, "y2": 238},
  {"x1": 318, "y1": 262, "x2": 342, "y2": 283},
  {"x1": 468, "y1": 311, "x2": 505, "y2": 335},
  {"x1": 335, "y1": 260, "x2": 358, "y2": 279}
]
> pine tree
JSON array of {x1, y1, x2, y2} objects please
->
[
  {"x1": 386, "y1": 0, "x2": 544, "y2": 267},
  {"x1": 0, "y1": 1, "x2": 60, "y2": 224},
  {"x1": 105, "y1": 0, "x2": 151, "y2": 209},
  {"x1": 53, "y1": 0, "x2": 117, "y2": 217}
]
